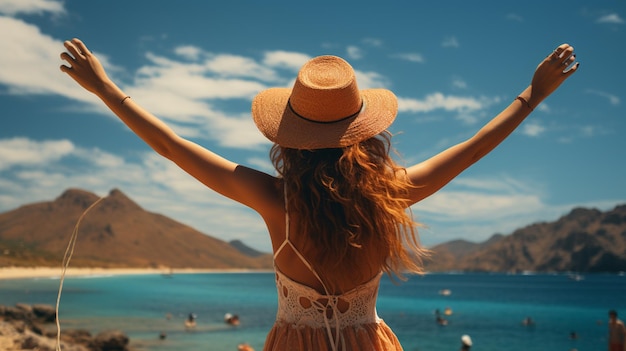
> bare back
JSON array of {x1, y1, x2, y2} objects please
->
[{"x1": 266, "y1": 185, "x2": 382, "y2": 294}]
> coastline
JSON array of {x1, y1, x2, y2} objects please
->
[{"x1": 0, "y1": 267, "x2": 271, "y2": 280}]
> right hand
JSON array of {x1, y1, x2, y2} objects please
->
[
  {"x1": 60, "y1": 38, "x2": 111, "y2": 94},
  {"x1": 530, "y1": 43, "x2": 579, "y2": 102}
]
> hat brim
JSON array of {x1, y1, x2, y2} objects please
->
[{"x1": 252, "y1": 87, "x2": 398, "y2": 149}]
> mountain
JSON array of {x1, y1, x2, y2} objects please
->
[
  {"x1": 2, "y1": 188, "x2": 625, "y2": 273},
  {"x1": 229, "y1": 240, "x2": 267, "y2": 258},
  {"x1": 424, "y1": 205, "x2": 626, "y2": 273},
  {"x1": 0, "y1": 188, "x2": 272, "y2": 269}
]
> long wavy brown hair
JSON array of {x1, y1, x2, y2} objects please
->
[{"x1": 270, "y1": 131, "x2": 428, "y2": 287}]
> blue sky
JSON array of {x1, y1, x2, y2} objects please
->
[{"x1": 0, "y1": 0, "x2": 624, "y2": 252}]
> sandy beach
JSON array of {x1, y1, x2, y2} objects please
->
[{"x1": 0, "y1": 266, "x2": 262, "y2": 280}]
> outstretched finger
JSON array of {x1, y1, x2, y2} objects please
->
[
  {"x1": 563, "y1": 61, "x2": 580, "y2": 76},
  {"x1": 549, "y1": 44, "x2": 572, "y2": 64},
  {"x1": 63, "y1": 40, "x2": 81, "y2": 59},
  {"x1": 71, "y1": 38, "x2": 91, "y2": 56},
  {"x1": 59, "y1": 52, "x2": 74, "y2": 65},
  {"x1": 59, "y1": 64, "x2": 71, "y2": 73},
  {"x1": 553, "y1": 43, "x2": 571, "y2": 57}
]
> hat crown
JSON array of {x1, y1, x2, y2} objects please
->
[
  {"x1": 289, "y1": 56, "x2": 362, "y2": 123},
  {"x1": 251, "y1": 54, "x2": 397, "y2": 149}
]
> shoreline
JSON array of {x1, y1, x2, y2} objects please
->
[{"x1": 0, "y1": 266, "x2": 272, "y2": 280}]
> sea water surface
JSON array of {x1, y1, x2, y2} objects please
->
[{"x1": 1, "y1": 272, "x2": 625, "y2": 351}]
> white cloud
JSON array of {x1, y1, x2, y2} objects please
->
[
  {"x1": 174, "y1": 45, "x2": 204, "y2": 61},
  {"x1": 246, "y1": 156, "x2": 275, "y2": 175},
  {"x1": 452, "y1": 176, "x2": 536, "y2": 194},
  {"x1": 585, "y1": 89, "x2": 620, "y2": 105},
  {"x1": 0, "y1": 14, "x2": 285, "y2": 151},
  {"x1": 442, "y1": 36, "x2": 459, "y2": 48},
  {"x1": 263, "y1": 51, "x2": 311, "y2": 71},
  {"x1": 521, "y1": 121, "x2": 546, "y2": 137},
  {"x1": 536, "y1": 103, "x2": 550, "y2": 113},
  {"x1": 362, "y1": 38, "x2": 383, "y2": 47},
  {"x1": 73, "y1": 148, "x2": 125, "y2": 168},
  {"x1": 206, "y1": 112, "x2": 271, "y2": 149},
  {"x1": 136, "y1": 58, "x2": 267, "y2": 99},
  {"x1": 0, "y1": 137, "x2": 272, "y2": 250},
  {"x1": 122, "y1": 52, "x2": 280, "y2": 148},
  {"x1": 398, "y1": 93, "x2": 493, "y2": 114},
  {"x1": 0, "y1": 0, "x2": 64, "y2": 16},
  {"x1": 412, "y1": 175, "x2": 546, "y2": 243},
  {"x1": 204, "y1": 54, "x2": 278, "y2": 80},
  {"x1": 597, "y1": 13, "x2": 624, "y2": 24},
  {"x1": 0, "y1": 16, "x2": 121, "y2": 108},
  {"x1": 577, "y1": 125, "x2": 610, "y2": 138},
  {"x1": 346, "y1": 45, "x2": 363, "y2": 60},
  {"x1": 408, "y1": 175, "x2": 615, "y2": 245},
  {"x1": 354, "y1": 70, "x2": 392, "y2": 90},
  {"x1": 0, "y1": 137, "x2": 74, "y2": 171},
  {"x1": 418, "y1": 191, "x2": 543, "y2": 223},
  {"x1": 451, "y1": 77, "x2": 467, "y2": 89},
  {"x1": 506, "y1": 13, "x2": 524, "y2": 22},
  {"x1": 416, "y1": 193, "x2": 621, "y2": 245},
  {"x1": 397, "y1": 93, "x2": 502, "y2": 127},
  {"x1": 392, "y1": 53, "x2": 425, "y2": 63},
  {"x1": 0, "y1": 17, "x2": 84, "y2": 98}
]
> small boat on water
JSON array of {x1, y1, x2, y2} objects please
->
[
  {"x1": 568, "y1": 274, "x2": 584, "y2": 281},
  {"x1": 162, "y1": 267, "x2": 174, "y2": 278}
]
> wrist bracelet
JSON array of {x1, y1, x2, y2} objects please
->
[
  {"x1": 516, "y1": 96, "x2": 533, "y2": 111},
  {"x1": 121, "y1": 96, "x2": 131, "y2": 105}
]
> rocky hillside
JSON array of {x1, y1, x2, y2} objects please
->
[
  {"x1": 0, "y1": 188, "x2": 272, "y2": 269},
  {"x1": 1, "y1": 188, "x2": 624, "y2": 273},
  {"x1": 425, "y1": 204, "x2": 626, "y2": 273}
]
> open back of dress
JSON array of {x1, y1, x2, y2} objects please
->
[{"x1": 262, "y1": 187, "x2": 404, "y2": 351}]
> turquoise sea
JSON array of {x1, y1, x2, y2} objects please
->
[{"x1": 1, "y1": 272, "x2": 625, "y2": 351}]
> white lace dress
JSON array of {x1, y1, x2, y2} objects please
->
[{"x1": 263, "y1": 269, "x2": 403, "y2": 351}]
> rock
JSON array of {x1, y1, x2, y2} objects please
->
[
  {"x1": 3, "y1": 304, "x2": 35, "y2": 322},
  {"x1": 33, "y1": 304, "x2": 57, "y2": 323},
  {"x1": 62, "y1": 329, "x2": 93, "y2": 345},
  {"x1": 90, "y1": 330, "x2": 130, "y2": 351},
  {"x1": 0, "y1": 304, "x2": 134, "y2": 351},
  {"x1": 21, "y1": 330, "x2": 56, "y2": 351}
]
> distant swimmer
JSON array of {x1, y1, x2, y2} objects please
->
[
  {"x1": 435, "y1": 309, "x2": 448, "y2": 326},
  {"x1": 522, "y1": 316, "x2": 535, "y2": 327},
  {"x1": 460, "y1": 334, "x2": 472, "y2": 350},
  {"x1": 185, "y1": 313, "x2": 197, "y2": 329},
  {"x1": 237, "y1": 343, "x2": 255, "y2": 351},
  {"x1": 225, "y1": 313, "x2": 241, "y2": 326},
  {"x1": 439, "y1": 289, "x2": 451, "y2": 296},
  {"x1": 608, "y1": 310, "x2": 626, "y2": 351}
]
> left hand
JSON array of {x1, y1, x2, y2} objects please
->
[{"x1": 529, "y1": 43, "x2": 579, "y2": 103}]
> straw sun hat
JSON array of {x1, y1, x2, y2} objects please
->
[{"x1": 252, "y1": 55, "x2": 398, "y2": 149}]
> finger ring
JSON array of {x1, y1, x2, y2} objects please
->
[{"x1": 550, "y1": 54, "x2": 559, "y2": 63}]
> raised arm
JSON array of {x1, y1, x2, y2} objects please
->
[
  {"x1": 405, "y1": 43, "x2": 579, "y2": 205},
  {"x1": 59, "y1": 38, "x2": 278, "y2": 212}
]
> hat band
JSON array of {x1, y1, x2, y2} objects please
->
[{"x1": 287, "y1": 99, "x2": 364, "y2": 125}]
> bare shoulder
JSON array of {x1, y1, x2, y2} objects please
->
[{"x1": 236, "y1": 168, "x2": 283, "y2": 216}]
